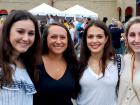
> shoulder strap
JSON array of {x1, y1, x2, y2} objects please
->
[
  {"x1": 116, "y1": 54, "x2": 121, "y2": 96},
  {"x1": 116, "y1": 54, "x2": 121, "y2": 73}
]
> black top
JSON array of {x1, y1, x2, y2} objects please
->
[{"x1": 34, "y1": 64, "x2": 76, "y2": 105}]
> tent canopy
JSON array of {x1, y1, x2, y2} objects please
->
[
  {"x1": 62, "y1": 5, "x2": 98, "y2": 18},
  {"x1": 29, "y1": 3, "x2": 61, "y2": 16}
]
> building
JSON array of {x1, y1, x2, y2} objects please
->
[
  {"x1": 0, "y1": 0, "x2": 137, "y2": 23},
  {"x1": 117, "y1": 0, "x2": 136, "y2": 22}
]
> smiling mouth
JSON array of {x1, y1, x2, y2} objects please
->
[
  {"x1": 54, "y1": 46, "x2": 64, "y2": 49},
  {"x1": 133, "y1": 44, "x2": 140, "y2": 46},
  {"x1": 19, "y1": 43, "x2": 30, "y2": 47},
  {"x1": 91, "y1": 45, "x2": 100, "y2": 48},
  {"x1": 133, "y1": 46, "x2": 140, "y2": 48}
]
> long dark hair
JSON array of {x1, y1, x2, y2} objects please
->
[
  {"x1": 42, "y1": 22, "x2": 80, "y2": 97},
  {"x1": 79, "y1": 20, "x2": 115, "y2": 77},
  {"x1": 0, "y1": 10, "x2": 41, "y2": 86}
]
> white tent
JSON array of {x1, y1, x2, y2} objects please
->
[
  {"x1": 62, "y1": 5, "x2": 98, "y2": 18},
  {"x1": 29, "y1": 3, "x2": 61, "y2": 16}
]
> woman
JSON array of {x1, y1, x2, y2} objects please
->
[
  {"x1": 77, "y1": 20, "x2": 123, "y2": 105},
  {"x1": 34, "y1": 22, "x2": 79, "y2": 105},
  {"x1": 118, "y1": 17, "x2": 140, "y2": 105},
  {"x1": 0, "y1": 10, "x2": 41, "y2": 105}
]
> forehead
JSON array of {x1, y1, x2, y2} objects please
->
[
  {"x1": 48, "y1": 25, "x2": 67, "y2": 35},
  {"x1": 129, "y1": 23, "x2": 140, "y2": 32},
  {"x1": 87, "y1": 25, "x2": 105, "y2": 34},
  {"x1": 11, "y1": 19, "x2": 35, "y2": 30}
]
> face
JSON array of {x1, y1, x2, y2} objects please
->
[
  {"x1": 127, "y1": 23, "x2": 140, "y2": 53},
  {"x1": 87, "y1": 25, "x2": 108, "y2": 54},
  {"x1": 9, "y1": 19, "x2": 35, "y2": 55},
  {"x1": 47, "y1": 25, "x2": 68, "y2": 55}
]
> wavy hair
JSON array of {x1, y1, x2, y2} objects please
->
[
  {"x1": 0, "y1": 10, "x2": 41, "y2": 86},
  {"x1": 42, "y1": 22, "x2": 80, "y2": 97}
]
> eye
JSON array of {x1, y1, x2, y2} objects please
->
[
  {"x1": 28, "y1": 31, "x2": 35, "y2": 36},
  {"x1": 50, "y1": 35, "x2": 57, "y2": 39},
  {"x1": 128, "y1": 32, "x2": 135, "y2": 37},
  {"x1": 97, "y1": 35, "x2": 103, "y2": 39},
  {"x1": 60, "y1": 35, "x2": 66, "y2": 39},
  {"x1": 87, "y1": 34, "x2": 93, "y2": 38},
  {"x1": 17, "y1": 30, "x2": 24, "y2": 34}
]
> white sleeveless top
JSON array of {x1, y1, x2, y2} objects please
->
[{"x1": 0, "y1": 64, "x2": 36, "y2": 105}]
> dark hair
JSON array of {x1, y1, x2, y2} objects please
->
[
  {"x1": 103, "y1": 17, "x2": 108, "y2": 23},
  {"x1": 42, "y1": 22, "x2": 80, "y2": 97},
  {"x1": 79, "y1": 20, "x2": 115, "y2": 77},
  {"x1": 125, "y1": 16, "x2": 140, "y2": 53},
  {"x1": 0, "y1": 10, "x2": 41, "y2": 86}
]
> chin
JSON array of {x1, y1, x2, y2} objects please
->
[
  {"x1": 91, "y1": 49, "x2": 100, "y2": 53},
  {"x1": 134, "y1": 51, "x2": 140, "y2": 54},
  {"x1": 18, "y1": 49, "x2": 29, "y2": 53},
  {"x1": 91, "y1": 51, "x2": 101, "y2": 54},
  {"x1": 54, "y1": 52, "x2": 64, "y2": 55}
]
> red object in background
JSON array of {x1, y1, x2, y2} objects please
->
[
  {"x1": 125, "y1": 7, "x2": 132, "y2": 16},
  {"x1": 0, "y1": 10, "x2": 8, "y2": 15}
]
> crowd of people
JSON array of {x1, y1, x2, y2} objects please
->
[{"x1": 0, "y1": 10, "x2": 140, "y2": 105}]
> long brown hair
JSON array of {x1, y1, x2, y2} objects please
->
[
  {"x1": 0, "y1": 10, "x2": 41, "y2": 87},
  {"x1": 79, "y1": 20, "x2": 115, "y2": 77}
]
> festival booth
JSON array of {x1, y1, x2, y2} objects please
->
[
  {"x1": 61, "y1": 5, "x2": 98, "y2": 19},
  {"x1": 29, "y1": 3, "x2": 62, "y2": 16}
]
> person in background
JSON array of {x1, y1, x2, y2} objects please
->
[
  {"x1": 47, "y1": 15, "x2": 55, "y2": 24},
  {"x1": 0, "y1": 23, "x2": 3, "y2": 39},
  {"x1": 63, "y1": 19, "x2": 69, "y2": 29},
  {"x1": 0, "y1": 10, "x2": 41, "y2": 105},
  {"x1": 109, "y1": 18, "x2": 124, "y2": 54},
  {"x1": 118, "y1": 16, "x2": 140, "y2": 105},
  {"x1": 69, "y1": 22, "x2": 77, "y2": 43},
  {"x1": 0, "y1": 16, "x2": 6, "y2": 39},
  {"x1": 34, "y1": 22, "x2": 80, "y2": 105},
  {"x1": 102, "y1": 17, "x2": 108, "y2": 24},
  {"x1": 77, "y1": 20, "x2": 123, "y2": 105},
  {"x1": 81, "y1": 17, "x2": 91, "y2": 29}
]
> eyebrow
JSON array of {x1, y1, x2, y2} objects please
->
[
  {"x1": 87, "y1": 33, "x2": 104, "y2": 35},
  {"x1": 16, "y1": 28, "x2": 35, "y2": 31}
]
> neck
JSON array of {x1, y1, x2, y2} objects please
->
[
  {"x1": 11, "y1": 55, "x2": 19, "y2": 63},
  {"x1": 11, "y1": 50, "x2": 20, "y2": 61},
  {"x1": 90, "y1": 52, "x2": 103, "y2": 61},
  {"x1": 89, "y1": 54, "x2": 102, "y2": 65},
  {"x1": 134, "y1": 53, "x2": 140, "y2": 62},
  {"x1": 44, "y1": 53, "x2": 64, "y2": 61}
]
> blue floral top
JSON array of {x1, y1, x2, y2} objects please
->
[{"x1": 0, "y1": 64, "x2": 36, "y2": 105}]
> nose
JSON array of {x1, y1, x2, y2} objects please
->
[
  {"x1": 22, "y1": 33, "x2": 29, "y2": 41},
  {"x1": 92, "y1": 37, "x2": 98, "y2": 42},
  {"x1": 135, "y1": 34, "x2": 140, "y2": 42},
  {"x1": 56, "y1": 37, "x2": 61, "y2": 43}
]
